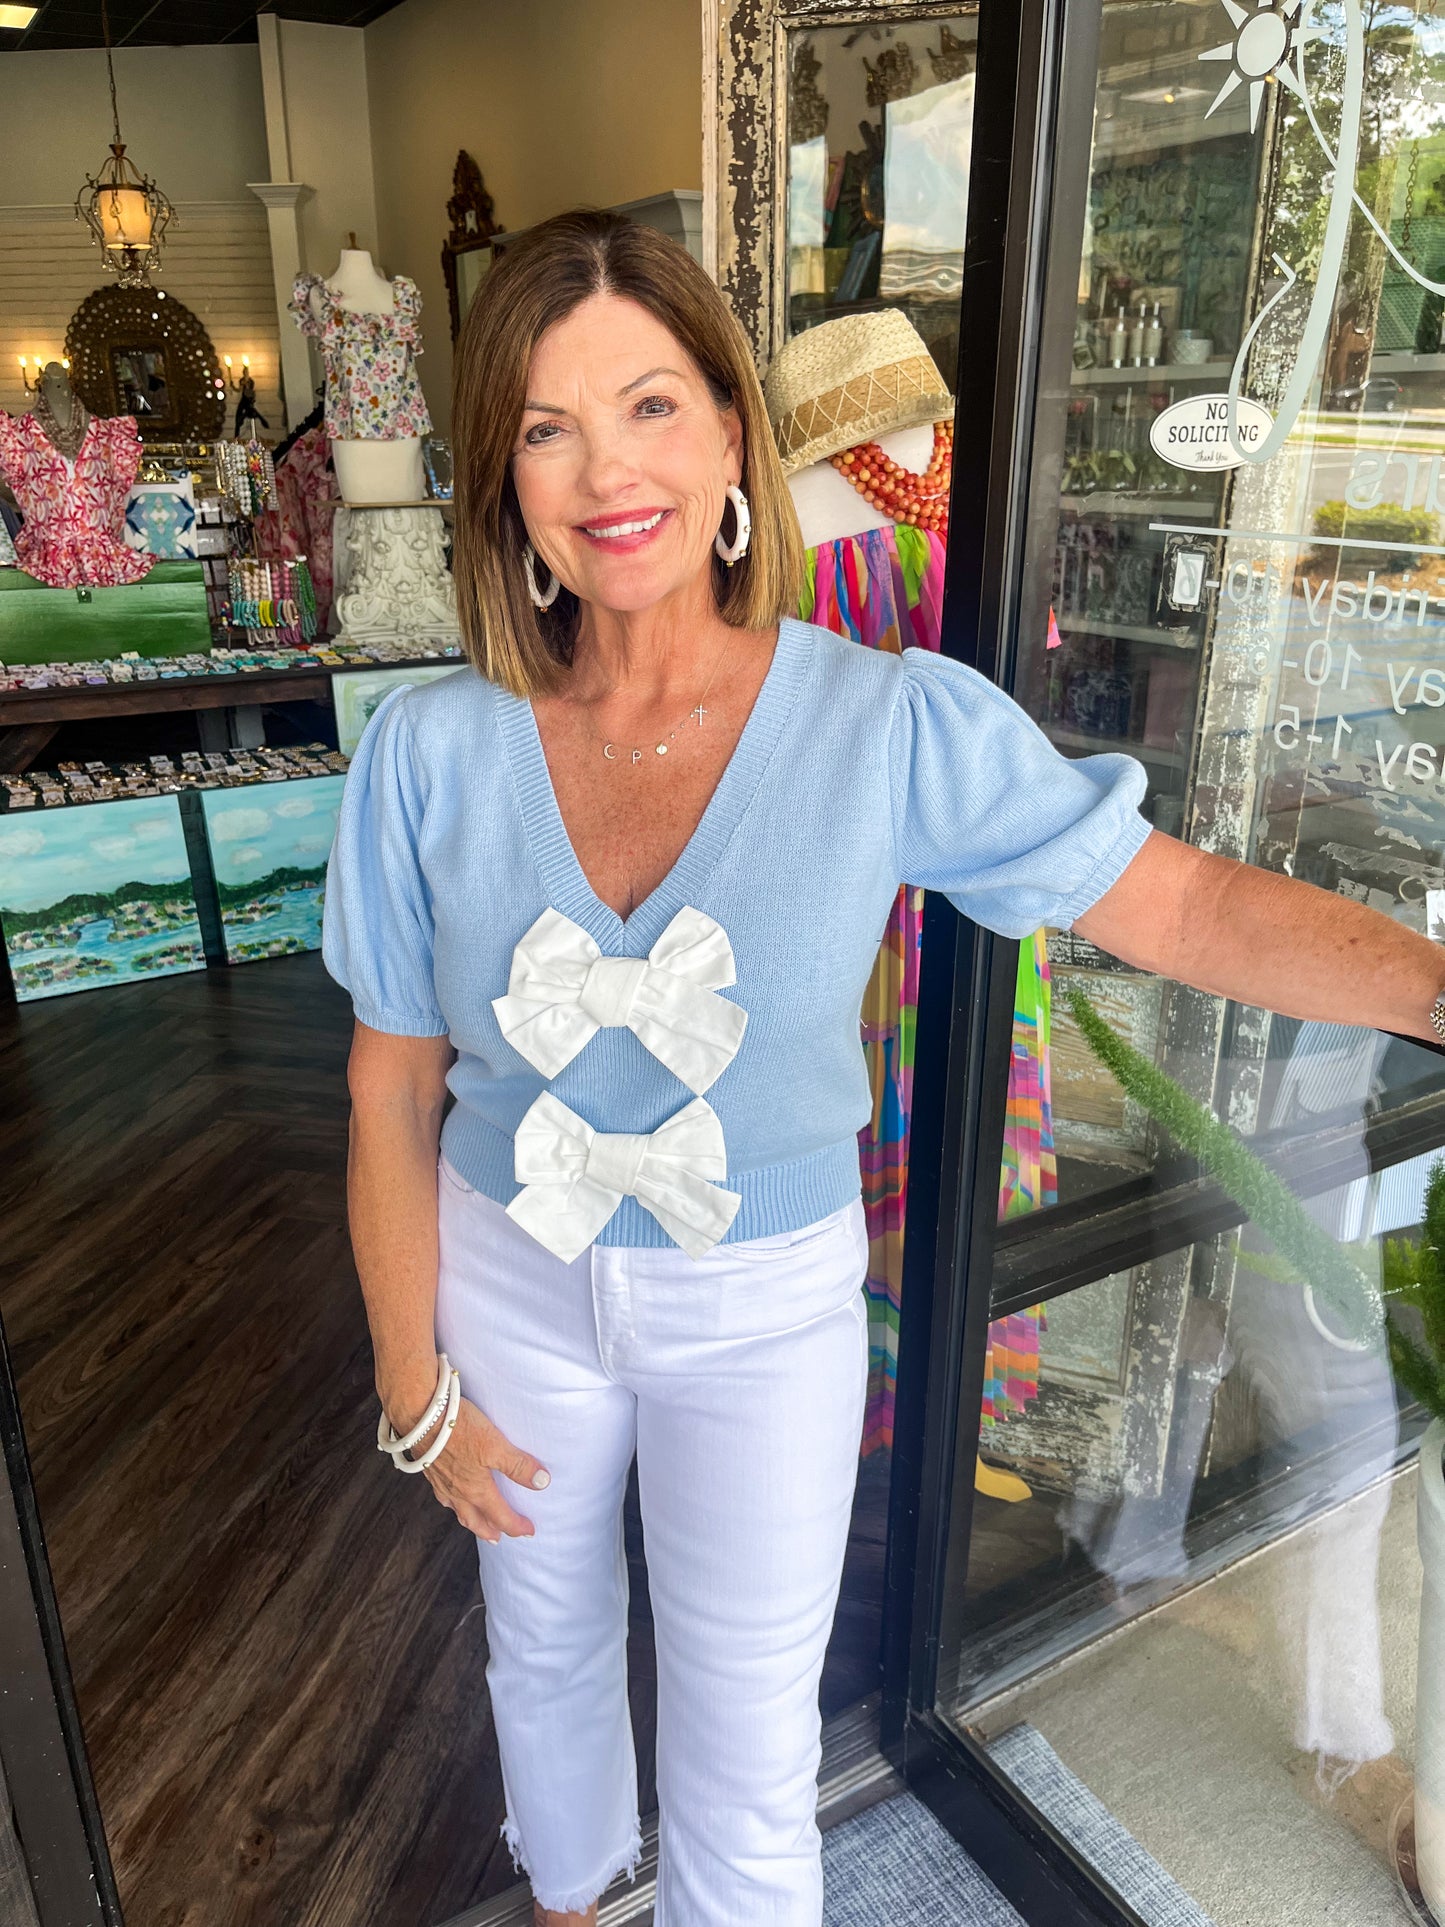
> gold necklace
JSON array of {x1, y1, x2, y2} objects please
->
[{"x1": 585, "y1": 639, "x2": 730, "y2": 765}]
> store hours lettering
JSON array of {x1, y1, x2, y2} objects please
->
[
  {"x1": 1221, "y1": 557, "x2": 1439, "y2": 629},
  {"x1": 1346, "y1": 451, "x2": 1445, "y2": 514},
  {"x1": 1273, "y1": 638, "x2": 1445, "y2": 790}
]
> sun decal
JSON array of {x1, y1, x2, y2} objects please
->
[{"x1": 1199, "y1": 0, "x2": 1321, "y2": 130}]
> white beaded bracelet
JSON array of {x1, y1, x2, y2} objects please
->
[{"x1": 377, "y1": 1353, "x2": 461, "y2": 1471}]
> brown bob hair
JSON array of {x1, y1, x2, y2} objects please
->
[{"x1": 451, "y1": 207, "x2": 804, "y2": 697}]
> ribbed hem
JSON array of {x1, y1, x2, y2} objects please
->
[
  {"x1": 440, "y1": 1110, "x2": 863, "y2": 1249},
  {"x1": 349, "y1": 1001, "x2": 450, "y2": 1039},
  {"x1": 1054, "y1": 799, "x2": 1153, "y2": 931}
]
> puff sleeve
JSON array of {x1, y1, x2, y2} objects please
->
[
  {"x1": 888, "y1": 647, "x2": 1152, "y2": 939},
  {"x1": 391, "y1": 275, "x2": 424, "y2": 351},
  {"x1": 322, "y1": 686, "x2": 449, "y2": 1036},
  {"x1": 288, "y1": 273, "x2": 327, "y2": 340}
]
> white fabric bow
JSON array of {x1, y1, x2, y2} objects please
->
[
  {"x1": 491, "y1": 904, "x2": 747, "y2": 1094},
  {"x1": 506, "y1": 1090, "x2": 742, "y2": 1262}
]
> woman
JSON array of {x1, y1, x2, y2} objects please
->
[{"x1": 322, "y1": 210, "x2": 1445, "y2": 1927}]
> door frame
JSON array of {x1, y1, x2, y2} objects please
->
[
  {"x1": 875, "y1": 0, "x2": 1151, "y2": 1918},
  {"x1": 0, "y1": 1306, "x2": 120, "y2": 1927}
]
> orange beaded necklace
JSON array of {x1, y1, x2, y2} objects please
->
[{"x1": 828, "y1": 420, "x2": 953, "y2": 539}]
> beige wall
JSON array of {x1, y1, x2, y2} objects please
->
[
  {"x1": 0, "y1": 45, "x2": 268, "y2": 205},
  {"x1": 364, "y1": 0, "x2": 702, "y2": 433},
  {"x1": 273, "y1": 19, "x2": 380, "y2": 275},
  {"x1": 0, "y1": 45, "x2": 282, "y2": 424}
]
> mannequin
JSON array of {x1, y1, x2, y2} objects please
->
[
  {"x1": 32, "y1": 361, "x2": 89, "y2": 463},
  {"x1": 767, "y1": 308, "x2": 1046, "y2": 1497},
  {"x1": 0, "y1": 362, "x2": 150, "y2": 589},
  {"x1": 303, "y1": 248, "x2": 426, "y2": 505},
  {"x1": 788, "y1": 431, "x2": 1040, "y2": 1503},
  {"x1": 291, "y1": 245, "x2": 450, "y2": 635},
  {"x1": 786, "y1": 421, "x2": 935, "y2": 550}
]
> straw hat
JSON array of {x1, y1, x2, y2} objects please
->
[{"x1": 762, "y1": 310, "x2": 953, "y2": 476}]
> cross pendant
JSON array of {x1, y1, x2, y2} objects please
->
[{"x1": 692, "y1": 704, "x2": 708, "y2": 725}]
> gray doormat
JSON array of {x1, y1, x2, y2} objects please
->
[
  {"x1": 988, "y1": 1724, "x2": 1218, "y2": 1927},
  {"x1": 821, "y1": 1789, "x2": 1025, "y2": 1925},
  {"x1": 817, "y1": 1725, "x2": 1217, "y2": 1927}
]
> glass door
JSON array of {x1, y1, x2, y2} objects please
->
[
  {"x1": 892, "y1": 0, "x2": 1445, "y2": 1921},
  {"x1": 0, "y1": 1316, "x2": 115, "y2": 1927}
]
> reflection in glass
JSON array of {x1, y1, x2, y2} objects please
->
[
  {"x1": 938, "y1": 0, "x2": 1445, "y2": 1919},
  {"x1": 784, "y1": 16, "x2": 976, "y2": 381}
]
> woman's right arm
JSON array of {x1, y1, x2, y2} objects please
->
[{"x1": 346, "y1": 1018, "x2": 551, "y2": 1540}]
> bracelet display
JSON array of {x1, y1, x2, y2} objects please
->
[{"x1": 377, "y1": 1353, "x2": 461, "y2": 1471}]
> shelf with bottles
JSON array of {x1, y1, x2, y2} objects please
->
[
  {"x1": 1078, "y1": 279, "x2": 1225, "y2": 371},
  {"x1": 1058, "y1": 492, "x2": 1218, "y2": 518},
  {"x1": 1060, "y1": 365, "x2": 1227, "y2": 509},
  {"x1": 1070, "y1": 362, "x2": 1232, "y2": 386},
  {"x1": 1053, "y1": 614, "x2": 1200, "y2": 649},
  {"x1": 1046, "y1": 723, "x2": 1188, "y2": 771}
]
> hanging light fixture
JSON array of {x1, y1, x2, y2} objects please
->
[{"x1": 74, "y1": 0, "x2": 175, "y2": 287}]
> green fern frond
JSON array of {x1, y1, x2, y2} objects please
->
[
  {"x1": 1227, "y1": 1243, "x2": 1306, "y2": 1289},
  {"x1": 1063, "y1": 984, "x2": 1381, "y2": 1345},
  {"x1": 1388, "y1": 1321, "x2": 1445, "y2": 1419}
]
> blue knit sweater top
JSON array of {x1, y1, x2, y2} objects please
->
[{"x1": 322, "y1": 616, "x2": 1150, "y2": 1248}]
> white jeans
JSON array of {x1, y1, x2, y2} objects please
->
[{"x1": 433, "y1": 1153, "x2": 871, "y2": 1923}]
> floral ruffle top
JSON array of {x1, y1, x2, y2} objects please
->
[
  {"x1": 289, "y1": 273, "x2": 433, "y2": 442},
  {"x1": 0, "y1": 410, "x2": 153, "y2": 590}
]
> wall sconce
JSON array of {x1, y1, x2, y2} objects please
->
[
  {"x1": 223, "y1": 354, "x2": 252, "y2": 392},
  {"x1": 18, "y1": 356, "x2": 69, "y2": 395}
]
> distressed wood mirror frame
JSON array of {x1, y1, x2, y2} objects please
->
[
  {"x1": 703, "y1": 0, "x2": 976, "y2": 371},
  {"x1": 441, "y1": 150, "x2": 504, "y2": 342}
]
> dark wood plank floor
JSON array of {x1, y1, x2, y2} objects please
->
[{"x1": 0, "y1": 954, "x2": 891, "y2": 1927}]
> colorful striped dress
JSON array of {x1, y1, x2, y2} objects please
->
[
  {"x1": 983, "y1": 934, "x2": 1054, "y2": 1434},
  {"x1": 799, "y1": 524, "x2": 1051, "y2": 1457},
  {"x1": 800, "y1": 523, "x2": 941, "y2": 1457}
]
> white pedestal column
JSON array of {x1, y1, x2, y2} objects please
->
[
  {"x1": 248, "y1": 179, "x2": 315, "y2": 429},
  {"x1": 333, "y1": 506, "x2": 459, "y2": 641}
]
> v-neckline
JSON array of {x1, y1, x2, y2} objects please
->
[{"x1": 496, "y1": 617, "x2": 808, "y2": 953}]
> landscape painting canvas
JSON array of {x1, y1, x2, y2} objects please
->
[
  {"x1": 200, "y1": 775, "x2": 345, "y2": 964},
  {"x1": 333, "y1": 664, "x2": 459, "y2": 758},
  {"x1": 0, "y1": 796, "x2": 205, "y2": 1001}
]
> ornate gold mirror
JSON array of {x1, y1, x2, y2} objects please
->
[
  {"x1": 441, "y1": 151, "x2": 504, "y2": 341},
  {"x1": 64, "y1": 285, "x2": 225, "y2": 440}
]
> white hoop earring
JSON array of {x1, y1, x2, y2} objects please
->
[
  {"x1": 522, "y1": 540, "x2": 561, "y2": 611},
  {"x1": 714, "y1": 483, "x2": 751, "y2": 567}
]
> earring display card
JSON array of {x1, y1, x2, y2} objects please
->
[
  {"x1": 198, "y1": 775, "x2": 346, "y2": 964},
  {"x1": 0, "y1": 794, "x2": 205, "y2": 1001},
  {"x1": 332, "y1": 664, "x2": 459, "y2": 758}
]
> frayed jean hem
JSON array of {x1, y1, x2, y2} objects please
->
[{"x1": 502, "y1": 1813, "x2": 644, "y2": 1915}]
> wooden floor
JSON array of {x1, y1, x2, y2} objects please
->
[{"x1": 0, "y1": 953, "x2": 892, "y2": 1927}]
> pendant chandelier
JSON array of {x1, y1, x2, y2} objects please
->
[{"x1": 73, "y1": 0, "x2": 175, "y2": 288}]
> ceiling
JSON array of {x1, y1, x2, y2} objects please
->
[{"x1": 0, "y1": 2, "x2": 405, "y2": 49}]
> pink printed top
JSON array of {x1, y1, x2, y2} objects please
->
[
  {"x1": 289, "y1": 274, "x2": 434, "y2": 442},
  {"x1": 0, "y1": 410, "x2": 153, "y2": 591}
]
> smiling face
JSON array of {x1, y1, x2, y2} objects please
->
[{"x1": 510, "y1": 292, "x2": 744, "y2": 619}]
